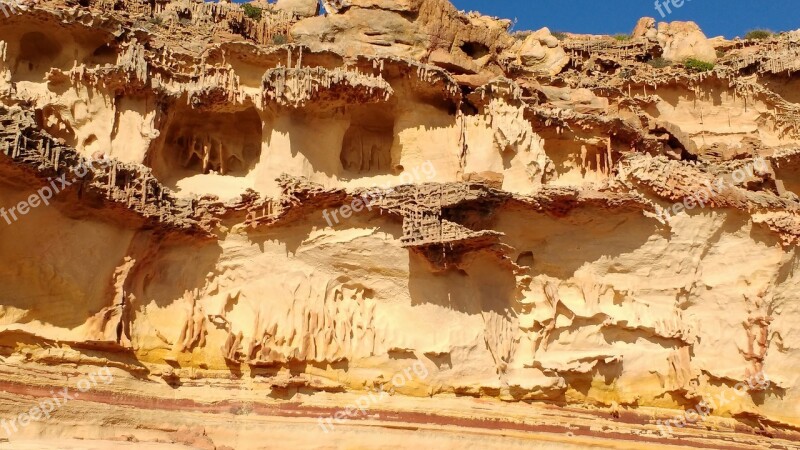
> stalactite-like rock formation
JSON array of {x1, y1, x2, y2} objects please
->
[
  {"x1": 0, "y1": 1, "x2": 799, "y2": 449},
  {"x1": 0, "y1": 105, "x2": 214, "y2": 235},
  {"x1": 262, "y1": 65, "x2": 393, "y2": 107}
]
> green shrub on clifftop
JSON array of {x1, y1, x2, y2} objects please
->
[
  {"x1": 684, "y1": 58, "x2": 714, "y2": 72},
  {"x1": 242, "y1": 4, "x2": 262, "y2": 21},
  {"x1": 745, "y1": 29, "x2": 773, "y2": 40}
]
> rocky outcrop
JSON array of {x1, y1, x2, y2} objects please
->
[
  {"x1": 504, "y1": 28, "x2": 570, "y2": 77},
  {"x1": 658, "y1": 20, "x2": 718, "y2": 62},
  {"x1": 275, "y1": 0, "x2": 319, "y2": 18},
  {"x1": 633, "y1": 17, "x2": 718, "y2": 62}
]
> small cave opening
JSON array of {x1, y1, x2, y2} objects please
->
[
  {"x1": 460, "y1": 41, "x2": 490, "y2": 60},
  {"x1": 516, "y1": 251, "x2": 534, "y2": 268},
  {"x1": 762, "y1": 75, "x2": 800, "y2": 104},
  {"x1": 460, "y1": 97, "x2": 479, "y2": 116},
  {"x1": 149, "y1": 105, "x2": 263, "y2": 187},
  {"x1": 14, "y1": 32, "x2": 62, "y2": 82},
  {"x1": 654, "y1": 126, "x2": 699, "y2": 162},
  {"x1": 672, "y1": 142, "x2": 698, "y2": 162},
  {"x1": 339, "y1": 105, "x2": 395, "y2": 178},
  {"x1": 86, "y1": 43, "x2": 118, "y2": 66},
  {"x1": 177, "y1": 9, "x2": 192, "y2": 22},
  {"x1": 501, "y1": 145, "x2": 516, "y2": 170},
  {"x1": 772, "y1": 165, "x2": 800, "y2": 198},
  {"x1": 441, "y1": 201, "x2": 498, "y2": 232}
]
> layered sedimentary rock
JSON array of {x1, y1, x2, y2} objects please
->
[{"x1": 0, "y1": 0, "x2": 799, "y2": 449}]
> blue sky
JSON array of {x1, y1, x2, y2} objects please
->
[{"x1": 450, "y1": 0, "x2": 798, "y2": 38}]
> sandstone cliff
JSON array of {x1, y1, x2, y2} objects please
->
[{"x1": 0, "y1": 0, "x2": 799, "y2": 448}]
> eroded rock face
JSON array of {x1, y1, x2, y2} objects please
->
[
  {"x1": 632, "y1": 17, "x2": 719, "y2": 63},
  {"x1": 506, "y1": 28, "x2": 570, "y2": 77},
  {"x1": 275, "y1": 0, "x2": 319, "y2": 18},
  {"x1": 0, "y1": 1, "x2": 799, "y2": 449},
  {"x1": 658, "y1": 21, "x2": 718, "y2": 62}
]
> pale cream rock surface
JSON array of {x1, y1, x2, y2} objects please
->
[{"x1": 657, "y1": 20, "x2": 718, "y2": 62}]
